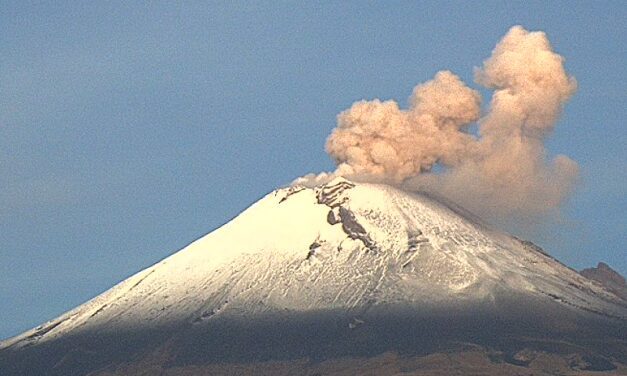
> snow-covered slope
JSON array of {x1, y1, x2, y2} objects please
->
[
  {"x1": 2, "y1": 178, "x2": 624, "y2": 353},
  {"x1": 1, "y1": 178, "x2": 626, "y2": 375}
]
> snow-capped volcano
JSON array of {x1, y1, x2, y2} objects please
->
[{"x1": 1, "y1": 178, "x2": 625, "y2": 375}]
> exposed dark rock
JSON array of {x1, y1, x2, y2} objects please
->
[
  {"x1": 516, "y1": 238, "x2": 550, "y2": 257},
  {"x1": 316, "y1": 180, "x2": 355, "y2": 207},
  {"x1": 307, "y1": 241, "x2": 321, "y2": 260},
  {"x1": 338, "y1": 207, "x2": 377, "y2": 252},
  {"x1": 326, "y1": 209, "x2": 341, "y2": 225},
  {"x1": 406, "y1": 230, "x2": 425, "y2": 253},
  {"x1": 278, "y1": 186, "x2": 305, "y2": 203}
]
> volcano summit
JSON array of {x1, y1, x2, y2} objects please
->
[{"x1": 1, "y1": 178, "x2": 625, "y2": 375}]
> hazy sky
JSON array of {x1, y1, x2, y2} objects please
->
[{"x1": 1, "y1": 2, "x2": 625, "y2": 339}]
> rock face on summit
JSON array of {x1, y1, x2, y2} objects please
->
[{"x1": 1, "y1": 178, "x2": 626, "y2": 375}]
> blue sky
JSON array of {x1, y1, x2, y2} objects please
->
[{"x1": 1, "y1": 2, "x2": 625, "y2": 339}]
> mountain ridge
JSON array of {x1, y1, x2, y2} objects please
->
[
  {"x1": 580, "y1": 263, "x2": 627, "y2": 301},
  {"x1": 1, "y1": 177, "x2": 625, "y2": 375}
]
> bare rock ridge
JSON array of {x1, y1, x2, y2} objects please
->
[
  {"x1": 581, "y1": 262, "x2": 627, "y2": 301},
  {"x1": 0, "y1": 177, "x2": 625, "y2": 375}
]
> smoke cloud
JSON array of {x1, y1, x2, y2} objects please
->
[
  {"x1": 301, "y1": 26, "x2": 579, "y2": 223},
  {"x1": 326, "y1": 70, "x2": 481, "y2": 183}
]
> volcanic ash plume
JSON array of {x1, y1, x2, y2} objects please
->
[
  {"x1": 326, "y1": 71, "x2": 481, "y2": 183},
  {"x1": 319, "y1": 25, "x2": 579, "y2": 221}
]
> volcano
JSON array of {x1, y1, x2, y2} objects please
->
[{"x1": 1, "y1": 178, "x2": 625, "y2": 375}]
